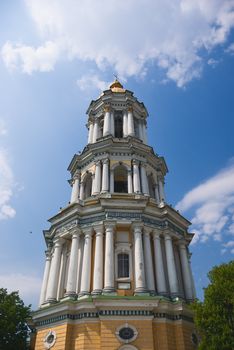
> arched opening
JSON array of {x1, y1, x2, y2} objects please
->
[
  {"x1": 84, "y1": 173, "x2": 92, "y2": 199},
  {"x1": 115, "y1": 112, "x2": 123, "y2": 138},
  {"x1": 117, "y1": 253, "x2": 129, "y2": 278},
  {"x1": 114, "y1": 165, "x2": 128, "y2": 193},
  {"x1": 148, "y1": 174, "x2": 155, "y2": 199}
]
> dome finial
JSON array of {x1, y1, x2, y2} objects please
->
[{"x1": 109, "y1": 74, "x2": 125, "y2": 92}]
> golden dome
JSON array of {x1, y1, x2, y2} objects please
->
[{"x1": 109, "y1": 79, "x2": 125, "y2": 93}]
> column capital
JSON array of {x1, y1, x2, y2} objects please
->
[
  {"x1": 45, "y1": 250, "x2": 52, "y2": 259},
  {"x1": 69, "y1": 228, "x2": 81, "y2": 239},
  {"x1": 143, "y1": 226, "x2": 152, "y2": 236},
  {"x1": 132, "y1": 159, "x2": 140, "y2": 166},
  {"x1": 95, "y1": 160, "x2": 101, "y2": 166},
  {"x1": 104, "y1": 222, "x2": 116, "y2": 232},
  {"x1": 104, "y1": 104, "x2": 111, "y2": 112},
  {"x1": 127, "y1": 106, "x2": 133, "y2": 112},
  {"x1": 53, "y1": 237, "x2": 65, "y2": 247},
  {"x1": 141, "y1": 162, "x2": 147, "y2": 168},
  {"x1": 73, "y1": 170, "x2": 80, "y2": 180},
  {"x1": 164, "y1": 233, "x2": 172, "y2": 241},
  {"x1": 153, "y1": 228, "x2": 162, "y2": 239},
  {"x1": 93, "y1": 224, "x2": 104, "y2": 235},
  {"x1": 178, "y1": 239, "x2": 188, "y2": 249},
  {"x1": 132, "y1": 223, "x2": 143, "y2": 235},
  {"x1": 102, "y1": 158, "x2": 109, "y2": 165},
  {"x1": 82, "y1": 227, "x2": 93, "y2": 238}
]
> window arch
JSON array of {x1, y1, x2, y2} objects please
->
[
  {"x1": 83, "y1": 172, "x2": 92, "y2": 199},
  {"x1": 114, "y1": 165, "x2": 128, "y2": 193},
  {"x1": 118, "y1": 253, "x2": 129, "y2": 278}
]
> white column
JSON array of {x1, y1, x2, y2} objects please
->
[
  {"x1": 142, "y1": 122, "x2": 147, "y2": 144},
  {"x1": 158, "y1": 175, "x2": 166, "y2": 202},
  {"x1": 164, "y1": 234, "x2": 179, "y2": 297},
  {"x1": 138, "y1": 120, "x2": 143, "y2": 141},
  {"x1": 103, "y1": 106, "x2": 111, "y2": 136},
  {"x1": 133, "y1": 225, "x2": 146, "y2": 293},
  {"x1": 92, "y1": 226, "x2": 104, "y2": 294},
  {"x1": 127, "y1": 107, "x2": 135, "y2": 136},
  {"x1": 65, "y1": 231, "x2": 80, "y2": 297},
  {"x1": 127, "y1": 170, "x2": 133, "y2": 193},
  {"x1": 104, "y1": 224, "x2": 115, "y2": 292},
  {"x1": 154, "y1": 184, "x2": 160, "y2": 203},
  {"x1": 88, "y1": 122, "x2": 94, "y2": 144},
  {"x1": 123, "y1": 110, "x2": 128, "y2": 137},
  {"x1": 94, "y1": 161, "x2": 101, "y2": 194},
  {"x1": 57, "y1": 244, "x2": 67, "y2": 300},
  {"x1": 140, "y1": 163, "x2": 149, "y2": 195},
  {"x1": 153, "y1": 230, "x2": 167, "y2": 295},
  {"x1": 91, "y1": 173, "x2": 95, "y2": 195},
  {"x1": 79, "y1": 229, "x2": 93, "y2": 295},
  {"x1": 93, "y1": 119, "x2": 99, "y2": 143},
  {"x1": 110, "y1": 111, "x2": 115, "y2": 136},
  {"x1": 178, "y1": 241, "x2": 194, "y2": 300},
  {"x1": 39, "y1": 249, "x2": 52, "y2": 305},
  {"x1": 79, "y1": 181, "x2": 84, "y2": 200},
  {"x1": 46, "y1": 239, "x2": 64, "y2": 302},
  {"x1": 101, "y1": 159, "x2": 109, "y2": 193},
  {"x1": 110, "y1": 169, "x2": 114, "y2": 193},
  {"x1": 143, "y1": 228, "x2": 155, "y2": 293},
  {"x1": 133, "y1": 160, "x2": 141, "y2": 193},
  {"x1": 70, "y1": 172, "x2": 80, "y2": 204}
]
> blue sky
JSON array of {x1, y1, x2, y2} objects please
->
[{"x1": 0, "y1": 0, "x2": 234, "y2": 308}]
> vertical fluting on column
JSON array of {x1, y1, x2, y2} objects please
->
[
  {"x1": 103, "y1": 106, "x2": 111, "y2": 136},
  {"x1": 70, "y1": 171, "x2": 80, "y2": 204},
  {"x1": 39, "y1": 248, "x2": 52, "y2": 305},
  {"x1": 143, "y1": 228, "x2": 155, "y2": 294},
  {"x1": 65, "y1": 230, "x2": 80, "y2": 297},
  {"x1": 158, "y1": 174, "x2": 166, "y2": 203},
  {"x1": 92, "y1": 226, "x2": 104, "y2": 294},
  {"x1": 110, "y1": 111, "x2": 115, "y2": 136},
  {"x1": 79, "y1": 180, "x2": 85, "y2": 200},
  {"x1": 127, "y1": 107, "x2": 135, "y2": 136},
  {"x1": 154, "y1": 184, "x2": 160, "y2": 204},
  {"x1": 153, "y1": 230, "x2": 167, "y2": 295},
  {"x1": 127, "y1": 169, "x2": 133, "y2": 193},
  {"x1": 92, "y1": 118, "x2": 99, "y2": 143},
  {"x1": 88, "y1": 121, "x2": 94, "y2": 144},
  {"x1": 138, "y1": 120, "x2": 143, "y2": 141},
  {"x1": 110, "y1": 169, "x2": 114, "y2": 193},
  {"x1": 164, "y1": 233, "x2": 179, "y2": 297},
  {"x1": 123, "y1": 110, "x2": 128, "y2": 137},
  {"x1": 133, "y1": 224, "x2": 147, "y2": 294},
  {"x1": 94, "y1": 161, "x2": 102, "y2": 194},
  {"x1": 46, "y1": 238, "x2": 64, "y2": 302},
  {"x1": 103, "y1": 223, "x2": 115, "y2": 293},
  {"x1": 178, "y1": 241, "x2": 194, "y2": 301},
  {"x1": 101, "y1": 159, "x2": 109, "y2": 193},
  {"x1": 79, "y1": 229, "x2": 93, "y2": 296},
  {"x1": 57, "y1": 244, "x2": 68, "y2": 300},
  {"x1": 133, "y1": 159, "x2": 141, "y2": 193},
  {"x1": 140, "y1": 163, "x2": 149, "y2": 195}
]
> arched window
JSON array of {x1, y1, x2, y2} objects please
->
[
  {"x1": 148, "y1": 174, "x2": 155, "y2": 199},
  {"x1": 84, "y1": 173, "x2": 92, "y2": 199},
  {"x1": 114, "y1": 165, "x2": 128, "y2": 193},
  {"x1": 115, "y1": 112, "x2": 123, "y2": 138},
  {"x1": 118, "y1": 253, "x2": 129, "y2": 278}
]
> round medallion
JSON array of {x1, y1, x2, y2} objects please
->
[
  {"x1": 116, "y1": 323, "x2": 138, "y2": 343},
  {"x1": 43, "y1": 330, "x2": 56, "y2": 349}
]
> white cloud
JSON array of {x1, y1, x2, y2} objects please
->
[
  {"x1": 77, "y1": 74, "x2": 111, "y2": 92},
  {"x1": 176, "y1": 162, "x2": 234, "y2": 244},
  {"x1": 222, "y1": 240, "x2": 234, "y2": 254},
  {"x1": 0, "y1": 273, "x2": 41, "y2": 307},
  {"x1": 0, "y1": 149, "x2": 16, "y2": 220},
  {"x1": 1, "y1": 0, "x2": 234, "y2": 86},
  {"x1": 1, "y1": 41, "x2": 61, "y2": 74}
]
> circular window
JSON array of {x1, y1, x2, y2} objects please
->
[
  {"x1": 44, "y1": 330, "x2": 56, "y2": 349},
  {"x1": 116, "y1": 323, "x2": 138, "y2": 343}
]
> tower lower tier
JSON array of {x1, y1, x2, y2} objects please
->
[{"x1": 33, "y1": 296, "x2": 198, "y2": 350}]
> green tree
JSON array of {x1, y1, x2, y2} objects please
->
[
  {"x1": 0, "y1": 288, "x2": 31, "y2": 350},
  {"x1": 192, "y1": 260, "x2": 234, "y2": 350}
]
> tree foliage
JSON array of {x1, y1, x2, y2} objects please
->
[
  {"x1": 192, "y1": 260, "x2": 234, "y2": 350},
  {"x1": 0, "y1": 288, "x2": 31, "y2": 350}
]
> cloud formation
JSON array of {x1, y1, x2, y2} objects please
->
[
  {"x1": 1, "y1": 0, "x2": 234, "y2": 86},
  {"x1": 176, "y1": 161, "x2": 234, "y2": 250},
  {"x1": 0, "y1": 149, "x2": 16, "y2": 220}
]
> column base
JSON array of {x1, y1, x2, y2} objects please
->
[
  {"x1": 63, "y1": 292, "x2": 77, "y2": 300},
  {"x1": 91, "y1": 289, "x2": 103, "y2": 295},
  {"x1": 78, "y1": 291, "x2": 90, "y2": 298},
  {"x1": 134, "y1": 288, "x2": 150, "y2": 296},
  {"x1": 102, "y1": 287, "x2": 117, "y2": 296},
  {"x1": 44, "y1": 298, "x2": 57, "y2": 304}
]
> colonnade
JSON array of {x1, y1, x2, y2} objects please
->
[
  {"x1": 70, "y1": 161, "x2": 165, "y2": 203},
  {"x1": 87, "y1": 107, "x2": 147, "y2": 144},
  {"x1": 39, "y1": 225, "x2": 195, "y2": 306}
]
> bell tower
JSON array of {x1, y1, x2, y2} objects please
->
[{"x1": 33, "y1": 80, "x2": 197, "y2": 350}]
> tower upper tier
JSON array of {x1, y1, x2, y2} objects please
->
[{"x1": 86, "y1": 79, "x2": 148, "y2": 144}]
